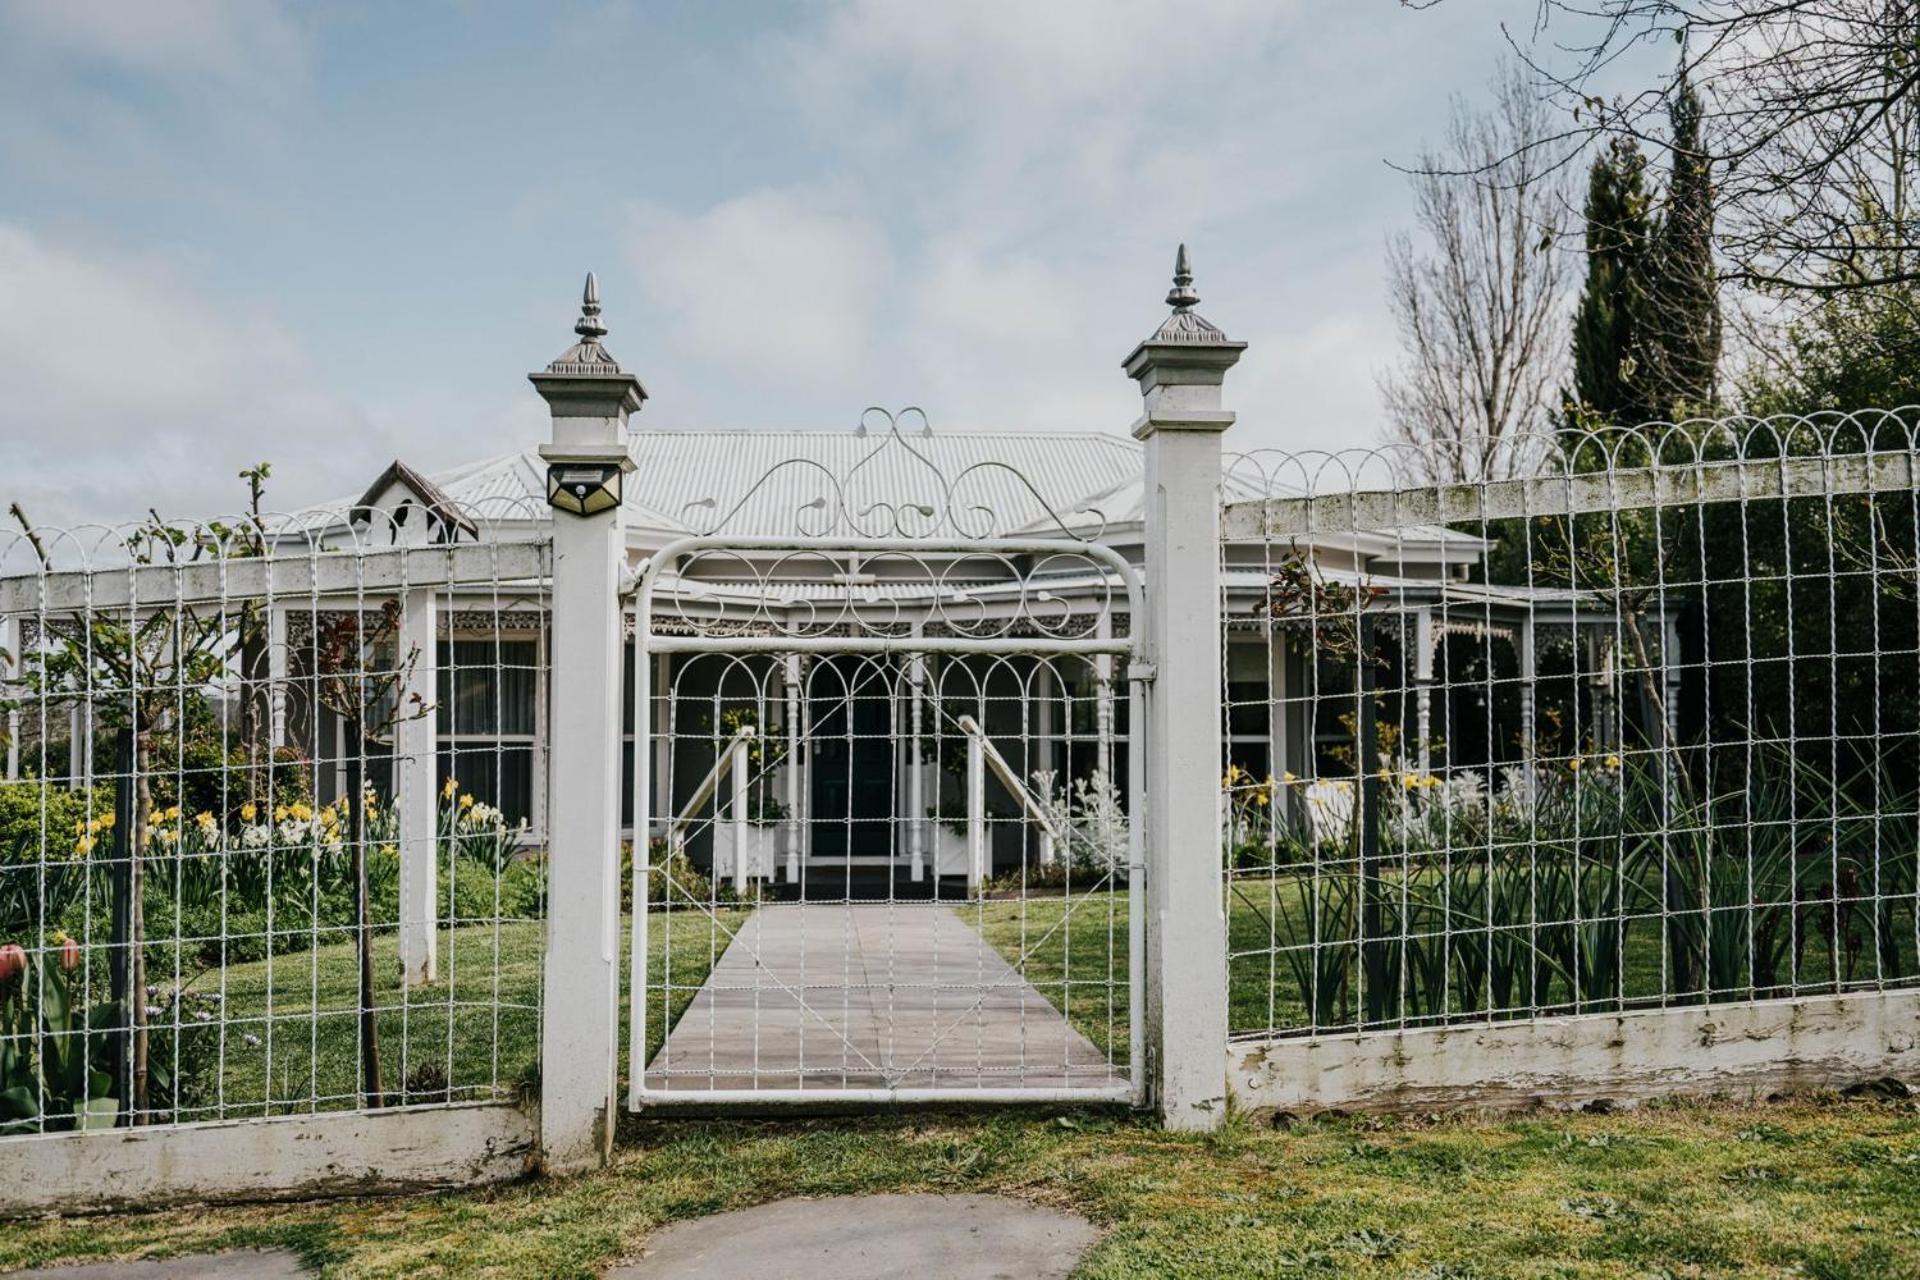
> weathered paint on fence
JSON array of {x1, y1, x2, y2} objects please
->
[
  {"x1": 0, "y1": 1102, "x2": 534, "y2": 1217},
  {"x1": 1230, "y1": 990, "x2": 1920, "y2": 1116}
]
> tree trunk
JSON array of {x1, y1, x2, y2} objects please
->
[
  {"x1": 129, "y1": 733, "x2": 150, "y2": 1123},
  {"x1": 348, "y1": 743, "x2": 384, "y2": 1108}
]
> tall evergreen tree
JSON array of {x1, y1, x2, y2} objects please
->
[
  {"x1": 1566, "y1": 135, "x2": 1655, "y2": 429},
  {"x1": 1646, "y1": 69, "x2": 1721, "y2": 413}
]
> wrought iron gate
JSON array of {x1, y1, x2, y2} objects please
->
[{"x1": 624, "y1": 421, "x2": 1145, "y2": 1105}]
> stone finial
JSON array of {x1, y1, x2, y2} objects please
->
[
  {"x1": 531, "y1": 272, "x2": 647, "y2": 434},
  {"x1": 575, "y1": 272, "x2": 608, "y2": 342},
  {"x1": 1141, "y1": 242, "x2": 1230, "y2": 346},
  {"x1": 542, "y1": 271, "x2": 627, "y2": 376},
  {"x1": 1166, "y1": 243, "x2": 1199, "y2": 312},
  {"x1": 1122, "y1": 243, "x2": 1245, "y2": 424}
]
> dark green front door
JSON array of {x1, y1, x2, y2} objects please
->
[{"x1": 810, "y1": 658, "x2": 893, "y2": 859}]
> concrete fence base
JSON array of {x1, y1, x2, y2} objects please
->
[
  {"x1": 0, "y1": 1102, "x2": 535, "y2": 1218},
  {"x1": 1230, "y1": 990, "x2": 1920, "y2": 1116}
]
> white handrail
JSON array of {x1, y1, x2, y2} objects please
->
[
  {"x1": 667, "y1": 723, "x2": 756, "y2": 893},
  {"x1": 956, "y1": 714, "x2": 1068, "y2": 885}
]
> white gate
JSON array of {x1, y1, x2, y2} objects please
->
[{"x1": 624, "y1": 422, "x2": 1145, "y2": 1105}]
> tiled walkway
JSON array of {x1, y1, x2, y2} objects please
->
[{"x1": 645, "y1": 903, "x2": 1123, "y2": 1092}]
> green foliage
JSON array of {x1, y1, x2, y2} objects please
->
[
  {"x1": 0, "y1": 948, "x2": 218, "y2": 1132},
  {"x1": 1566, "y1": 66, "x2": 1722, "y2": 432},
  {"x1": 1568, "y1": 135, "x2": 1656, "y2": 428},
  {"x1": 1645, "y1": 69, "x2": 1721, "y2": 412},
  {"x1": 0, "y1": 781, "x2": 111, "y2": 943}
]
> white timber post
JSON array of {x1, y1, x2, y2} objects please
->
[
  {"x1": 267, "y1": 604, "x2": 289, "y2": 749},
  {"x1": 1126, "y1": 245, "x2": 1243, "y2": 1130},
  {"x1": 1, "y1": 615, "x2": 17, "y2": 781},
  {"x1": 730, "y1": 732, "x2": 750, "y2": 895},
  {"x1": 529, "y1": 273, "x2": 642, "y2": 1174},
  {"x1": 396, "y1": 585, "x2": 440, "y2": 986},
  {"x1": 1412, "y1": 606, "x2": 1434, "y2": 778},
  {"x1": 1518, "y1": 616, "x2": 1537, "y2": 779},
  {"x1": 966, "y1": 729, "x2": 985, "y2": 892},
  {"x1": 783, "y1": 654, "x2": 802, "y2": 882},
  {"x1": 907, "y1": 647, "x2": 927, "y2": 882}
]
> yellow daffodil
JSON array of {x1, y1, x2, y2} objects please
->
[
  {"x1": 1605, "y1": 754, "x2": 1622, "y2": 770},
  {"x1": 442, "y1": 777, "x2": 459, "y2": 800},
  {"x1": 240, "y1": 802, "x2": 257, "y2": 822},
  {"x1": 274, "y1": 805, "x2": 289, "y2": 823},
  {"x1": 459, "y1": 794, "x2": 475, "y2": 810},
  {"x1": 74, "y1": 834, "x2": 96, "y2": 855},
  {"x1": 72, "y1": 818, "x2": 86, "y2": 836},
  {"x1": 1281, "y1": 771, "x2": 1297, "y2": 783},
  {"x1": 97, "y1": 812, "x2": 113, "y2": 830},
  {"x1": 195, "y1": 811, "x2": 215, "y2": 830},
  {"x1": 1568, "y1": 758, "x2": 1583, "y2": 772}
]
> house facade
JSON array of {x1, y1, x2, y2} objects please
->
[{"x1": 255, "y1": 418, "x2": 1659, "y2": 894}]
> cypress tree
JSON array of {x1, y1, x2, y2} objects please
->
[
  {"x1": 1567, "y1": 135, "x2": 1655, "y2": 430},
  {"x1": 1646, "y1": 70, "x2": 1721, "y2": 414}
]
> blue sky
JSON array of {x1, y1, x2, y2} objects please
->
[{"x1": 0, "y1": 0, "x2": 1628, "y2": 525}]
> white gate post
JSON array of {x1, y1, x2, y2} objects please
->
[
  {"x1": 529, "y1": 274, "x2": 643, "y2": 1173},
  {"x1": 397, "y1": 586, "x2": 439, "y2": 986},
  {"x1": 1126, "y1": 246, "x2": 1243, "y2": 1129}
]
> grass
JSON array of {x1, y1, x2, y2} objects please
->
[
  {"x1": 130, "y1": 907, "x2": 750, "y2": 1123},
  {"x1": 5, "y1": 1095, "x2": 1920, "y2": 1276},
  {"x1": 974, "y1": 877, "x2": 1920, "y2": 1053}
]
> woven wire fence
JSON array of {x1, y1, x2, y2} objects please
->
[
  {"x1": 1221, "y1": 410, "x2": 1920, "y2": 1039},
  {"x1": 0, "y1": 502, "x2": 551, "y2": 1133}
]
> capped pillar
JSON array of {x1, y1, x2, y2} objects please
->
[
  {"x1": 1127, "y1": 245, "x2": 1242, "y2": 1131},
  {"x1": 532, "y1": 274, "x2": 641, "y2": 1174}
]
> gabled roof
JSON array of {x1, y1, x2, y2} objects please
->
[{"x1": 351, "y1": 459, "x2": 477, "y2": 541}]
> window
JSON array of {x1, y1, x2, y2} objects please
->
[
  {"x1": 438, "y1": 635, "x2": 539, "y2": 825},
  {"x1": 1226, "y1": 639, "x2": 1271, "y2": 779}
]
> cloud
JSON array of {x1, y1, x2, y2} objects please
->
[
  {"x1": 623, "y1": 188, "x2": 892, "y2": 387},
  {"x1": 1, "y1": 0, "x2": 309, "y2": 101},
  {"x1": 0, "y1": 0, "x2": 310, "y2": 195},
  {"x1": 0, "y1": 224, "x2": 376, "y2": 526}
]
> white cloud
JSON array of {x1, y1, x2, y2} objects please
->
[
  {"x1": 623, "y1": 188, "x2": 892, "y2": 387},
  {"x1": 1, "y1": 0, "x2": 309, "y2": 101},
  {"x1": 0, "y1": 224, "x2": 375, "y2": 526}
]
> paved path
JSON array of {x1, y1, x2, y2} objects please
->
[
  {"x1": 645, "y1": 904, "x2": 1123, "y2": 1092},
  {"x1": 608, "y1": 1194, "x2": 1096, "y2": 1280}
]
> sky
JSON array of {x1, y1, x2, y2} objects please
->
[{"x1": 0, "y1": 0, "x2": 1630, "y2": 527}]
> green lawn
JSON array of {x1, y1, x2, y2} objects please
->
[
  {"x1": 144, "y1": 907, "x2": 749, "y2": 1123},
  {"x1": 975, "y1": 877, "x2": 1920, "y2": 1051},
  {"x1": 7, "y1": 1096, "x2": 1920, "y2": 1277}
]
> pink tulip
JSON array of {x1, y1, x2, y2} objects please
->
[
  {"x1": 0, "y1": 944, "x2": 25, "y2": 984},
  {"x1": 59, "y1": 936, "x2": 80, "y2": 972}
]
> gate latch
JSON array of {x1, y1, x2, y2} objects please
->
[{"x1": 1127, "y1": 660, "x2": 1158, "y2": 684}]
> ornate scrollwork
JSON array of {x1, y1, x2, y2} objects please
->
[{"x1": 684, "y1": 408, "x2": 1109, "y2": 542}]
